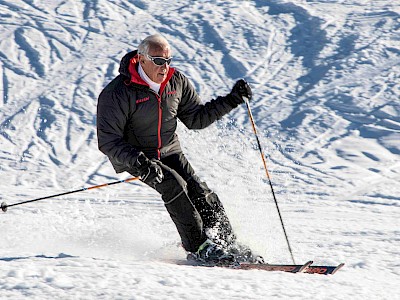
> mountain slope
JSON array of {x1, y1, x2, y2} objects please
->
[{"x1": 0, "y1": 0, "x2": 399, "y2": 299}]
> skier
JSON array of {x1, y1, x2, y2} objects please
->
[{"x1": 97, "y1": 34, "x2": 259, "y2": 263}]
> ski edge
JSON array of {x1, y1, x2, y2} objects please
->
[
  {"x1": 173, "y1": 258, "x2": 345, "y2": 275},
  {"x1": 237, "y1": 260, "x2": 313, "y2": 273},
  {"x1": 230, "y1": 261, "x2": 344, "y2": 275}
]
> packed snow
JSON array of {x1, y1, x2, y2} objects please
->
[{"x1": 0, "y1": 0, "x2": 399, "y2": 299}]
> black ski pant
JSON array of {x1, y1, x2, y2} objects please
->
[{"x1": 131, "y1": 152, "x2": 236, "y2": 253}]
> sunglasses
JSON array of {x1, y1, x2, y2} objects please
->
[{"x1": 146, "y1": 54, "x2": 172, "y2": 66}]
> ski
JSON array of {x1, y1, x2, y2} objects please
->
[
  {"x1": 235, "y1": 261, "x2": 344, "y2": 275},
  {"x1": 237, "y1": 260, "x2": 313, "y2": 273},
  {"x1": 182, "y1": 257, "x2": 344, "y2": 275},
  {"x1": 303, "y1": 263, "x2": 345, "y2": 275}
]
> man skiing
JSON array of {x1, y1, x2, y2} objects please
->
[{"x1": 97, "y1": 34, "x2": 258, "y2": 263}]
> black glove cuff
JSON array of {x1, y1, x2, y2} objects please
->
[{"x1": 226, "y1": 93, "x2": 243, "y2": 107}]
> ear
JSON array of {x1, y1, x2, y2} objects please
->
[{"x1": 138, "y1": 54, "x2": 145, "y2": 64}]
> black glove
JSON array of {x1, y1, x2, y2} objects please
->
[
  {"x1": 135, "y1": 153, "x2": 164, "y2": 186},
  {"x1": 230, "y1": 79, "x2": 253, "y2": 104}
]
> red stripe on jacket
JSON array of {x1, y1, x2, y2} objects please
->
[{"x1": 128, "y1": 55, "x2": 176, "y2": 159}]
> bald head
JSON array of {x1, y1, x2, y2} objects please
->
[{"x1": 138, "y1": 34, "x2": 170, "y2": 56}]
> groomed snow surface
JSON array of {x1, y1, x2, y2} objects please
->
[{"x1": 0, "y1": 0, "x2": 399, "y2": 299}]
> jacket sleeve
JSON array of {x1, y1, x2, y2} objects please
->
[
  {"x1": 97, "y1": 86, "x2": 140, "y2": 173},
  {"x1": 177, "y1": 75, "x2": 241, "y2": 130}
]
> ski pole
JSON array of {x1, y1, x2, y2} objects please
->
[
  {"x1": 244, "y1": 96, "x2": 296, "y2": 264},
  {"x1": 1, "y1": 177, "x2": 139, "y2": 213}
]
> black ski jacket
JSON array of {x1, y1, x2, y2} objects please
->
[{"x1": 97, "y1": 50, "x2": 241, "y2": 174}]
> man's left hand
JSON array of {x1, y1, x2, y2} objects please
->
[{"x1": 230, "y1": 79, "x2": 253, "y2": 104}]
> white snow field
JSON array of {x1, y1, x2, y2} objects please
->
[{"x1": 0, "y1": 0, "x2": 399, "y2": 299}]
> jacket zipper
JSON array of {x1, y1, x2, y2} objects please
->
[{"x1": 156, "y1": 95, "x2": 162, "y2": 159}]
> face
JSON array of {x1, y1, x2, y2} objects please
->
[{"x1": 140, "y1": 45, "x2": 171, "y2": 84}]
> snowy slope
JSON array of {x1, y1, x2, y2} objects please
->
[{"x1": 0, "y1": 0, "x2": 399, "y2": 299}]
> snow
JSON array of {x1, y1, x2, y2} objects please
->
[{"x1": 0, "y1": 0, "x2": 399, "y2": 299}]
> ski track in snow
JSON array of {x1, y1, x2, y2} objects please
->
[{"x1": 0, "y1": 0, "x2": 399, "y2": 299}]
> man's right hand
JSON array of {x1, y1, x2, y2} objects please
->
[{"x1": 135, "y1": 153, "x2": 164, "y2": 186}]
